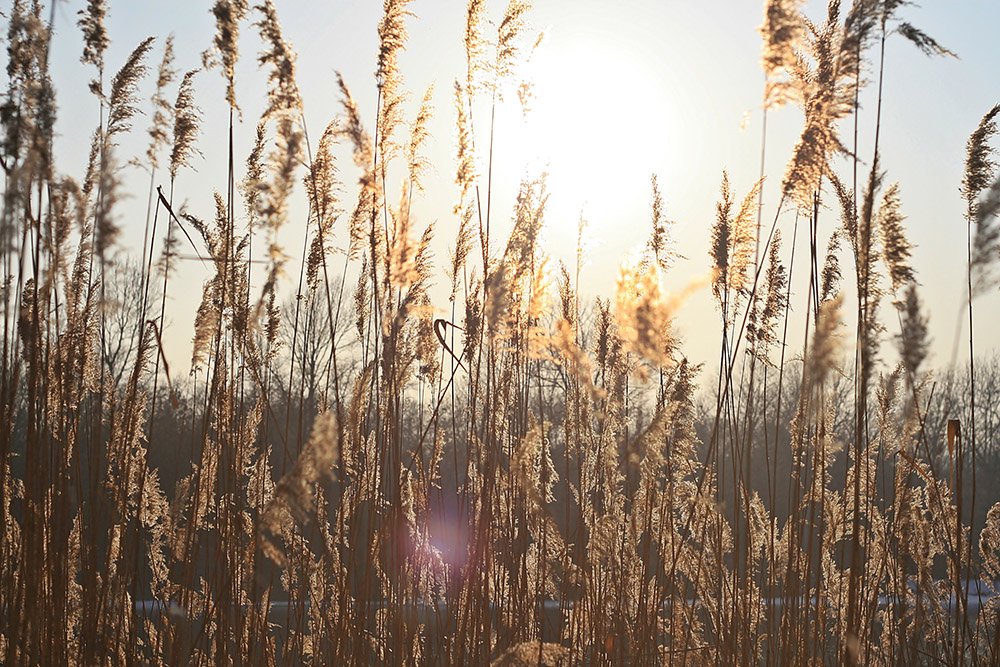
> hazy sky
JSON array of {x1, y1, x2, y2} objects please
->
[{"x1": 42, "y1": 0, "x2": 1000, "y2": 380}]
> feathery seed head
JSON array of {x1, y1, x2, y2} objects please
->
[
  {"x1": 337, "y1": 73, "x2": 375, "y2": 194},
  {"x1": 94, "y1": 144, "x2": 122, "y2": 263},
  {"x1": 406, "y1": 85, "x2": 435, "y2": 194},
  {"x1": 711, "y1": 172, "x2": 733, "y2": 303},
  {"x1": 615, "y1": 256, "x2": 688, "y2": 374},
  {"x1": 645, "y1": 174, "x2": 677, "y2": 272},
  {"x1": 897, "y1": 283, "x2": 928, "y2": 377},
  {"x1": 877, "y1": 182, "x2": 914, "y2": 296},
  {"x1": 78, "y1": 0, "x2": 109, "y2": 72},
  {"x1": 107, "y1": 37, "x2": 155, "y2": 139},
  {"x1": 464, "y1": 0, "x2": 488, "y2": 94},
  {"x1": 449, "y1": 201, "x2": 475, "y2": 299},
  {"x1": 145, "y1": 36, "x2": 176, "y2": 168},
  {"x1": 241, "y1": 121, "x2": 267, "y2": 227},
  {"x1": 255, "y1": 1, "x2": 302, "y2": 120},
  {"x1": 305, "y1": 121, "x2": 342, "y2": 292},
  {"x1": 805, "y1": 293, "x2": 842, "y2": 389},
  {"x1": 820, "y1": 230, "x2": 842, "y2": 303},
  {"x1": 169, "y1": 69, "x2": 202, "y2": 179},
  {"x1": 711, "y1": 173, "x2": 761, "y2": 306},
  {"x1": 453, "y1": 80, "x2": 477, "y2": 216},
  {"x1": 751, "y1": 229, "x2": 787, "y2": 359},
  {"x1": 760, "y1": 0, "x2": 804, "y2": 108},
  {"x1": 376, "y1": 0, "x2": 414, "y2": 87},
  {"x1": 205, "y1": 0, "x2": 249, "y2": 109},
  {"x1": 495, "y1": 0, "x2": 532, "y2": 97},
  {"x1": 896, "y1": 22, "x2": 955, "y2": 58},
  {"x1": 970, "y1": 175, "x2": 1000, "y2": 294},
  {"x1": 962, "y1": 103, "x2": 1000, "y2": 218}
]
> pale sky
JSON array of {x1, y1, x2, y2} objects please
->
[{"x1": 42, "y1": 0, "x2": 1000, "y2": 380}]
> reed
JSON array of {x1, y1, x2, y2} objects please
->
[{"x1": 0, "y1": 0, "x2": 997, "y2": 665}]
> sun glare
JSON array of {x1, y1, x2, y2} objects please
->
[{"x1": 503, "y1": 43, "x2": 674, "y2": 225}]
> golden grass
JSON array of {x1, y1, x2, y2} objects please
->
[{"x1": 0, "y1": 0, "x2": 998, "y2": 665}]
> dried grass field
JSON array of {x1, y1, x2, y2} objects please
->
[{"x1": 2, "y1": 0, "x2": 1000, "y2": 664}]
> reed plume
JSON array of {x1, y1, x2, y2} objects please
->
[
  {"x1": 464, "y1": 0, "x2": 488, "y2": 93},
  {"x1": 261, "y1": 411, "x2": 340, "y2": 567},
  {"x1": 748, "y1": 228, "x2": 787, "y2": 359},
  {"x1": 452, "y1": 81, "x2": 477, "y2": 217},
  {"x1": 205, "y1": 0, "x2": 249, "y2": 110},
  {"x1": 711, "y1": 172, "x2": 762, "y2": 314},
  {"x1": 93, "y1": 145, "x2": 122, "y2": 262},
  {"x1": 169, "y1": 69, "x2": 202, "y2": 180},
  {"x1": 78, "y1": 0, "x2": 108, "y2": 86},
  {"x1": 781, "y1": 1, "x2": 876, "y2": 212},
  {"x1": 614, "y1": 258, "x2": 686, "y2": 373},
  {"x1": 145, "y1": 35, "x2": 175, "y2": 168},
  {"x1": 895, "y1": 22, "x2": 955, "y2": 58},
  {"x1": 962, "y1": 104, "x2": 999, "y2": 219},
  {"x1": 805, "y1": 293, "x2": 842, "y2": 390},
  {"x1": 643, "y1": 174, "x2": 676, "y2": 272},
  {"x1": 106, "y1": 36, "x2": 155, "y2": 139},
  {"x1": 375, "y1": 0, "x2": 414, "y2": 179},
  {"x1": 495, "y1": 0, "x2": 532, "y2": 93},
  {"x1": 877, "y1": 182, "x2": 913, "y2": 297},
  {"x1": 337, "y1": 73, "x2": 376, "y2": 256},
  {"x1": 255, "y1": 0, "x2": 302, "y2": 120},
  {"x1": 406, "y1": 85, "x2": 434, "y2": 195},
  {"x1": 305, "y1": 120, "x2": 342, "y2": 292},
  {"x1": 965, "y1": 105, "x2": 1000, "y2": 294},
  {"x1": 820, "y1": 229, "x2": 842, "y2": 302},
  {"x1": 760, "y1": 0, "x2": 804, "y2": 108},
  {"x1": 897, "y1": 283, "x2": 928, "y2": 377}
]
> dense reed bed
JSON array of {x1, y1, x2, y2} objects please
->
[{"x1": 1, "y1": 0, "x2": 999, "y2": 664}]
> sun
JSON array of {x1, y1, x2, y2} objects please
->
[{"x1": 497, "y1": 41, "x2": 675, "y2": 230}]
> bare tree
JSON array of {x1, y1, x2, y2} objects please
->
[
  {"x1": 101, "y1": 256, "x2": 161, "y2": 391},
  {"x1": 280, "y1": 277, "x2": 358, "y2": 413}
]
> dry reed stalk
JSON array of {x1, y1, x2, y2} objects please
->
[{"x1": 0, "y1": 0, "x2": 996, "y2": 664}]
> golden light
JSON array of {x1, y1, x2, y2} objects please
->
[{"x1": 498, "y1": 41, "x2": 675, "y2": 230}]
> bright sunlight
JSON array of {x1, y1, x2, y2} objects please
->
[{"x1": 501, "y1": 42, "x2": 674, "y2": 226}]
